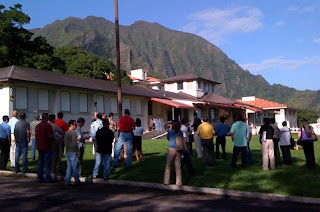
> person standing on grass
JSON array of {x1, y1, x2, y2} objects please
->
[
  {"x1": 279, "y1": 121, "x2": 292, "y2": 165},
  {"x1": 0, "y1": 116, "x2": 11, "y2": 170},
  {"x1": 64, "y1": 120, "x2": 80, "y2": 186},
  {"x1": 259, "y1": 117, "x2": 275, "y2": 171},
  {"x1": 14, "y1": 112, "x2": 30, "y2": 174},
  {"x1": 244, "y1": 118, "x2": 253, "y2": 164},
  {"x1": 30, "y1": 114, "x2": 41, "y2": 160},
  {"x1": 92, "y1": 119, "x2": 114, "y2": 180},
  {"x1": 35, "y1": 113, "x2": 54, "y2": 183},
  {"x1": 197, "y1": 117, "x2": 215, "y2": 167},
  {"x1": 89, "y1": 113, "x2": 103, "y2": 155},
  {"x1": 192, "y1": 111, "x2": 202, "y2": 158},
  {"x1": 215, "y1": 116, "x2": 228, "y2": 160},
  {"x1": 8, "y1": 110, "x2": 19, "y2": 167},
  {"x1": 270, "y1": 118, "x2": 281, "y2": 166},
  {"x1": 164, "y1": 120, "x2": 182, "y2": 187},
  {"x1": 113, "y1": 109, "x2": 135, "y2": 167},
  {"x1": 76, "y1": 117, "x2": 89, "y2": 176},
  {"x1": 230, "y1": 114, "x2": 247, "y2": 168},
  {"x1": 54, "y1": 112, "x2": 68, "y2": 168},
  {"x1": 108, "y1": 113, "x2": 117, "y2": 158},
  {"x1": 298, "y1": 119, "x2": 316, "y2": 169},
  {"x1": 180, "y1": 118, "x2": 195, "y2": 176},
  {"x1": 48, "y1": 114, "x2": 64, "y2": 178},
  {"x1": 133, "y1": 118, "x2": 144, "y2": 163}
]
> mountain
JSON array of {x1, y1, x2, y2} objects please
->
[{"x1": 32, "y1": 16, "x2": 320, "y2": 113}]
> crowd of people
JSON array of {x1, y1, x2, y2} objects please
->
[
  {"x1": 0, "y1": 109, "x2": 317, "y2": 187},
  {"x1": 164, "y1": 111, "x2": 318, "y2": 186},
  {"x1": 0, "y1": 109, "x2": 144, "y2": 186}
]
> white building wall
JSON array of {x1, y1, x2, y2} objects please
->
[
  {"x1": 0, "y1": 87, "x2": 11, "y2": 120},
  {"x1": 275, "y1": 109, "x2": 286, "y2": 128}
]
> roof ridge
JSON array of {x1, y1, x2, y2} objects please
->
[{"x1": 8, "y1": 65, "x2": 15, "y2": 78}]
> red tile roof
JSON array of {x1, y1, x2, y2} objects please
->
[
  {"x1": 128, "y1": 75, "x2": 160, "y2": 82},
  {"x1": 236, "y1": 97, "x2": 295, "y2": 110},
  {"x1": 151, "y1": 98, "x2": 195, "y2": 109}
]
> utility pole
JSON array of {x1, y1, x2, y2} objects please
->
[{"x1": 114, "y1": 0, "x2": 122, "y2": 117}]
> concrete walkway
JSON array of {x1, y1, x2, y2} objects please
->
[{"x1": 1, "y1": 170, "x2": 319, "y2": 206}]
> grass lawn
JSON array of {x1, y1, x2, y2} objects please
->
[{"x1": 15, "y1": 134, "x2": 320, "y2": 198}]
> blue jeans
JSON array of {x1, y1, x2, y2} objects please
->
[
  {"x1": 92, "y1": 153, "x2": 111, "y2": 179},
  {"x1": 15, "y1": 142, "x2": 28, "y2": 173},
  {"x1": 246, "y1": 142, "x2": 253, "y2": 163},
  {"x1": 65, "y1": 152, "x2": 80, "y2": 184},
  {"x1": 37, "y1": 150, "x2": 53, "y2": 182},
  {"x1": 31, "y1": 139, "x2": 36, "y2": 159},
  {"x1": 113, "y1": 132, "x2": 133, "y2": 166}
]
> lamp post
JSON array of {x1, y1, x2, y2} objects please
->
[{"x1": 114, "y1": 0, "x2": 122, "y2": 117}]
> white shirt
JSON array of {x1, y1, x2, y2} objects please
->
[
  {"x1": 245, "y1": 123, "x2": 251, "y2": 142},
  {"x1": 180, "y1": 125, "x2": 189, "y2": 143},
  {"x1": 280, "y1": 127, "x2": 291, "y2": 146},
  {"x1": 89, "y1": 119, "x2": 103, "y2": 140}
]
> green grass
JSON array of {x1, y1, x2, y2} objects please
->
[{"x1": 15, "y1": 134, "x2": 320, "y2": 198}]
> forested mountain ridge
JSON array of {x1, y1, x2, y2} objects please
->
[{"x1": 32, "y1": 16, "x2": 320, "y2": 113}]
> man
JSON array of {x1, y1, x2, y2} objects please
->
[
  {"x1": 180, "y1": 118, "x2": 195, "y2": 175},
  {"x1": 54, "y1": 112, "x2": 68, "y2": 164},
  {"x1": 215, "y1": 116, "x2": 228, "y2": 160},
  {"x1": 89, "y1": 113, "x2": 103, "y2": 155},
  {"x1": 0, "y1": 116, "x2": 11, "y2": 170},
  {"x1": 192, "y1": 111, "x2": 202, "y2": 158},
  {"x1": 8, "y1": 110, "x2": 19, "y2": 167},
  {"x1": 197, "y1": 117, "x2": 215, "y2": 167},
  {"x1": 230, "y1": 114, "x2": 247, "y2": 168},
  {"x1": 108, "y1": 113, "x2": 117, "y2": 158},
  {"x1": 30, "y1": 114, "x2": 41, "y2": 160},
  {"x1": 259, "y1": 117, "x2": 275, "y2": 171},
  {"x1": 36, "y1": 113, "x2": 54, "y2": 183},
  {"x1": 65, "y1": 120, "x2": 80, "y2": 187},
  {"x1": 270, "y1": 117, "x2": 281, "y2": 166},
  {"x1": 92, "y1": 119, "x2": 114, "y2": 180},
  {"x1": 14, "y1": 112, "x2": 30, "y2": 173},
  {"x1": 113, "y1": 109, "x2": 135, "y2": 167},
  {"x1": 48, "y1": 114, "x2": 64, "y2": 177},
  {"x1": 75, "y1": 117, "x2": 89, "y2": 175},
  {"x1": 244, "y1": 119, "x2": 253, "y2": 164}
]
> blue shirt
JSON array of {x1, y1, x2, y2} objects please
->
[
  {"x1": 215, "y1": 123, "x2": 229, "y2": 137},
  {"x1": 230, "y1": 121, "x2": 247, "y2": 147},
  {"x1": 0, "y1": 122, "x2": 11, "y2": 139},
  {"x1": 8, "y1": 117, "x2": 19, "y2": 134},
  {"x1": 167, "y1": 130, "x2": 181, "y2": 148}
]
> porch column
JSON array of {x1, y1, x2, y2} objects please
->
[{"x1": 172, "y1": 107, "x2": 174, "y2": 120}]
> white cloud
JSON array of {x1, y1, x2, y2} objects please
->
[
  {"x1": 240, "y1": 56, "x2": 320, "y2": 72},
  {"x1": 314, "y1": 38, "x2": 320, "y2": 44},
  {"x1": 181, "y1": 7, "x2": 263, "y2": 45},
  {"x1": 274, "y1": 21, "x2": 285, "y2": 27},
  {"x1": 288, "y1": 5, "x2": 315, "y2": 13}
]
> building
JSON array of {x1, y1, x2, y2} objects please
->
[{"x1": 236, "y1": 96, "x2": 298, "y2": 129}]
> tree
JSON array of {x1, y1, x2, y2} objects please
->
[
  {"x1": 0, "y1": 4, "x2": 63, "y2": 70},
  {"x1": 297, "y1": 109, "x2": 319, "y2": 126}
]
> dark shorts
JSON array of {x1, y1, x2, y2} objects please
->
[{"x1": 132, "y1": 136, "x2": 142, "y2": 151}]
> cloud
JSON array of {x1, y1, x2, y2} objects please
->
[
  {"x1": 274, "y1": 21, "x2": 285, "y2": 27},
  {"x1": 288, "y1": 5, "x2": 315, "y2": 13},
  {"x1": 181, "y1": 7, "x2": 263, "y2": 45},
  {"x1": 314, "y1": 38, "x2": 320, "y2": 44},
  {"x1": 240, "y1": 56, "x2": 320, "y2": 72}
]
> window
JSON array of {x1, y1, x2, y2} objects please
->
[
  {"x1": 123, "y1": 98, "x2": 131, "y2": 114},
  {"x1": 148, "y1": 101, "x2": 153, "y2": 115},
  {"x1": 60, "y1": 92, "x2": 70, "y2": 111},
  {"x1": 15, "y1": 87, "x2": 27, "y2": 110},
  {"x1": 79, "y1": 94, "x2": 87, "y2": 113},
  {"x1": 136, "y1": 99, "x2": 142, "y2": 115},
  {"x1": 111, "y1": 97, "x2": 118, "y2": 113},
  {"x1": 96, "y1": 95, "x2": 104, "y2": 113},
  {"x1": 39, "y1": 89, "x2": 49, "y2": 111},
  {"x1": 177, "y1": 82, "x2": 183, "y2": 90}
]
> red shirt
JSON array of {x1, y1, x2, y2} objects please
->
[
  {"x1": 35, "y1": 121, "x2": 53, "y2": 151},
  {"x1": 55, "y1": 118, "x2": 68, "y2": 135},
  {"x1": 117, "y1": 115, "x2": 135, "y2": 132}
]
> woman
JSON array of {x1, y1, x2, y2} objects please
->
[
  {"x1": 279, "y1": 121, "x2": 292, "y2": 164},
  {"x1": 133, "y1": 118, "x2": 144, "y2": 162},
  {"x1": 164, "y1": 120, "x2": 182, "y2": 187},
  {"x1": 298, "y1": 119, "x2": 316, "y2": 169}
]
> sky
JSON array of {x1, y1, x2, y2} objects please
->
[{"x1": 1, "y1": 0, "x2": 320, "y2": 91}]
